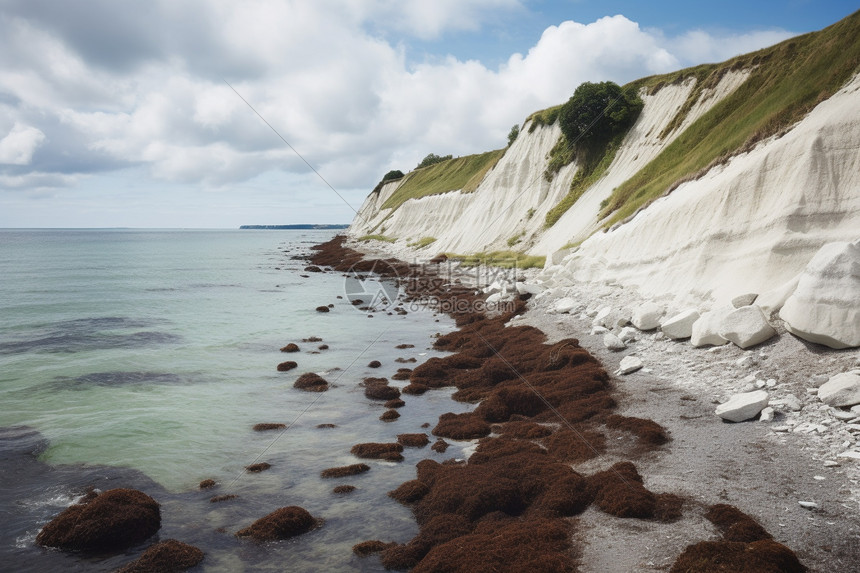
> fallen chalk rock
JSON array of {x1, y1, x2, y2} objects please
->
[
  {"x1": 715, "y1": 390, "x2": 769, "y2": 422},
  {"x1": 631, "y1": 301, "x2": 663, "y2": 331},
  {"x1": 603, "y1": 333, "x2": 626, "y2": 351},
  {"x1": 817, "y1": 373, "x2": 860, "y2": 407},
  {"x1": 731, "y1": 293, "x2": 758, "y2": 309},
  {"x1": 115, "y1": 539, "x2": 204, "y2": 573},
  {"x1": 618, "y1": 355, "x2": 643, "y2": 375},
  {"x1": 618, "y1": 326, "x2": 638, "y2": 343},
  {"x1": 661, "y1": 309, "x2": 700, "y2": 340},
  {"x1": 780, "y1": 240, "x2": 860, "y2": 349},
  {"x1": 718, "y1": 306, "x2": 776, "y2": 349},
  {"x1": 551, "y1": 297, "x2": 578, "y2": 314},
  {"x1": 691, "y1": 307, "x2": 732, "y2": 347},
  {"x1": 36, "y1": 488, "x2": 161, "y2": 552}
]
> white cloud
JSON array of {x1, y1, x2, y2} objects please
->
[
  {"x1": 0, "y1": 123, "x2": 46, "y2": 165},
  {"x1": 0, "y1": 0, "x2": 797, "y2": 227},
  {"x1": 667, "y1": 29, "x2": 794, "y2": 65}
]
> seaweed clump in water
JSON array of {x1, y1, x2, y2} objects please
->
[
  {"x1": 235, "y1": 506, "x2": 321, "y2": 542},
  {"x1": 115, "y1": 539, "x2": 204, "y2": 573},
  {"x1": 294, "y1": 373, "x2": 329, "y2": 392},
  {"x1": 351, "y1": 442, "x2": 404, "y2": 462},
  {"x1": 36, "y1": 488, "x2": 161, "y2": 552},
  {"x1": 320, "y1": 463, "x2": 370, "y2": 478}
]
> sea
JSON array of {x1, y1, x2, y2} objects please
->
[{"x1": 0, "y1": 228, "x2": 472, "y2": 572}]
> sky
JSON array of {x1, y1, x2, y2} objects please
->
[{"x1": 0, "y1": 0, "x2": 856, "y2": 228}]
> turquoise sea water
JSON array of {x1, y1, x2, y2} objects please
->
[{"x1": 0, "y1": 229, "x2": 469, "y2": 572}]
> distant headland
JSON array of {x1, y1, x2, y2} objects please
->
[{"x1": 239, "y1": 224, "x2": 349, "y2": 230}]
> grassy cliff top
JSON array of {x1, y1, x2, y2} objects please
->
[
  {"x1": 597, "y1": 9, "x2": 860, "y2": 227},
  {"x1": 380, "y1": 149, "x2": 505, "y2": 211}
]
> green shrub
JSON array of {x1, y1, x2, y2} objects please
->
[
  {"x1": 559, "y1": 81, "x2": 643, "y2": 153},
  {"x1": 382, "y1": 170, "x2": 404, "y2": 182},
  {"x1": 507, "y1": 124, "x2": 520, "y2": 146},
  {"x1": 415, "y1": 153, "x2": 453, "y2": 170}
]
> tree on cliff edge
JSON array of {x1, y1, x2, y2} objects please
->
[{"x1": 559, "y1": 81, "x2": 643, "y2": 153}]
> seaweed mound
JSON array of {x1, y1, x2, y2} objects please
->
[
  {"x1": 294, "y1": 373, "x2": 329, "y2": 392},
  {"x1": 670, "y1": 504, "x2": 805, "y2": 572},
  {"x1": 320, "y1": 463, "x2": 370, "y2": 478},
  {"x1": 351, "y1": 442, "x2": 404, "y2": 462},
  {"x1": 36, "y1": 488, "x2": 161, "y2": 552},
  {"x1": 236, "y1": 506, "x2": 320, "y2": 541},
  {"x1": 398, "y1": 433, "x2": 430, "y2": 448},
  {"x1": 353, "y1": 540, "x2": 397, "y2": 556},
  {"x1": 115, "y1": 539, "x2": 203, "y2": 573},
  {"x1": 253, "y1": 423, "x2": 285, "y2": 431}
]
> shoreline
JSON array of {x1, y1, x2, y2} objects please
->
[{"x1": 314, "y1": 235, "x2": 858, "y2": 571}]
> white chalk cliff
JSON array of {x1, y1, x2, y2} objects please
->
[{"x1": 349, "y1": 20, "x2": 860, "y2": 349}]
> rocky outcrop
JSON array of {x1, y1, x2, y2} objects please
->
[{"x1": 780, "y1": 240, "x2": 860, "y2": 349}]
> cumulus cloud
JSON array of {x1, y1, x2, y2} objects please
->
[
  {"x1": 0, "y1": 0, "x2": 796, "y2": 211},
  {"x1": 0, "y1": 123, "x2": 46, "y2": 165}
]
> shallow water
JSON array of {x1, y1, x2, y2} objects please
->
[{"x1": 0, "y1": 229, "x2": 469, "y2": 571}]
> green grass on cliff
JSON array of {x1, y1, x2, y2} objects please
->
[
  {"x1": 380, "y1": 149, "x2": 505, "y2": 211},
  {"x1": 523, "y1": 10, "x2": 859, "y2": 231},
  {"x1": 445, "y1": 251, "x2": 545, "y2": 269},
  {"x1": 599, "y1": 10, "x2": 860, "y2": 227}
]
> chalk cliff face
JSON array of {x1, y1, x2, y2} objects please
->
[{"x1": 348, "y1": 20, "x2": 860, "y2": 348}]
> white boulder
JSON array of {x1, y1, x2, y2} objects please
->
[
  {"x1": 715, "y1": 390, "x2": 770, "y2": 422},
  {"x1": 592, "y1": 306, "x2": 612, "y2": 326},
  {"x1": 517, "y1": 282, "x2": 546, "y2": 296},
  {"x1": 660, "y1": 309, "x2": 700, "y2": 340},
  {"x1": 551, "y1": 297, "x2": 578, "y2": 314},
  {"x1": 603, "y1": 333, "x2": 627, "y2": 351},
  {"x1": 631, "y1": 301, "x2": 664, "y2": 331},
  {"x1": 618, "y1": 355, "x2": 643, "y2": 375},
  {"x1": 732, "y1": 293, "x2": 758, "y2": 308},
  {"x1": 691, "y1": 307, "x2": 733, "y2": 347},
  {"x1": 780, "y1": 240, "x2": 860, "y2": 349},
  {"x1": 817, "y1": 373, "x2": 860, "y2": 407},
  {"x1": 619, "y1": 326, "x2": 638, "y2": 343},
  {"x1": 718, "y1": 306, "x2": 776, "y2": 349}
]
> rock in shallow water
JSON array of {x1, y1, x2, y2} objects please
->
[
  {"x1": 236, "y1": 506, "x2": 321, "y2": 541},
  {"x1": 115, "y1": 539, "x2": 203, "y2": 573},
  {"x1": 36, "y1": 488, "x2": 161, "y2": 552}
]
